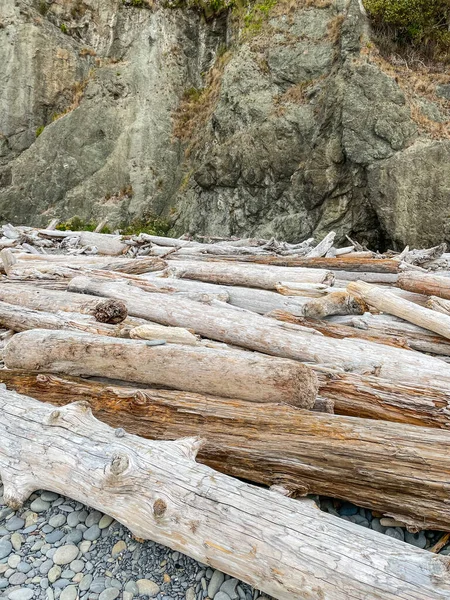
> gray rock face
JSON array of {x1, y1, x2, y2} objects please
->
[{"x1": 0, "y1": 0, "x2": 449, "y2": 248}]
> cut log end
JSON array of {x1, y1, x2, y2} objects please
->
[{"x1": 93, "y1": 299, "x2": 128, "y2": 324}]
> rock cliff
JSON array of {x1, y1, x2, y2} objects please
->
[{"x1": 0, "y1": 0, "x2": 449, "y2": 247}]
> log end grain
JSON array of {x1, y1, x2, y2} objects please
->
[{"x1": 93, "y1": 299, "x2": 128, "y2": 324}]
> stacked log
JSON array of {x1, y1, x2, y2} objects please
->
[{"x1": 2, "y1": 225, "x2": 450, "y2": 597}]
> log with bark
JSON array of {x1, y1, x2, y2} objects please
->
[
  {"x1": 3, "y1": 329, "x2": 318, "y2": 407},
  {"x1": 67, "y1": 276, "x2": 450, "y2": 387},
  {"x1": 348, "y1": 281, "x2": 450, "y2": 340},
  {"x1": 1, "y1": 388, "x2": 449, "y2": 599},
  {"x1": 3, "y1": 371, "x2": 450, "y2": 530},
  {"x1": 398, "y1": 272, "x2": 450, "y2": 299}
]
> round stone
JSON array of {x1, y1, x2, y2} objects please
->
[
  {"x1": 0, "y1": 539, "x2": 12, "y2": 560},
  {"x1": 8, "y1": 589, "x2": 34, "y2": 600},
  {"x1": 220, "y1": 579, "x2": 239, "y2": 599},
  {"x1": 11, "y1": 533, "x2": 23, "y2": 551},
  {"x1": 6, "y1": 517, "x2": 25, "y2": 532},
  {"x1": 214, "y1": 593, "x2": 232, "y2": 600},
  {"x1": 53, "y1": 545, "x2": 79, "y2": 566},
  {"x1": 79, "y1": 573, "x2": 93, "y2": 591},
  {"x1": 46, "y1": 530, "x2": 65, "y2": 544},
  {"x1": 99, "y1": 589, "x2": 120, "y2": 600},
  {"x1": 111, "y1": 541, "x2": 127, "y2": 558},
  {"x1": 137, "y1": 579, "x2": 160, "y2": 597},
  {"x1": 41, "y1": 492, "x2": 60, "y2": 502},
  {"x1": 30, "y1": 498, "x2": 51, "y2": 513},
  {"x1": 69, "y1": 560, "x2": 84, "y2": 573},
  {"x1": 66, "y1": 513, "x2": 80, "y2": 528},
  {"x1": 49, "y1": 515, "x2": 67, "y2": 528},
  {"x1": 17, "y1": 562, "x2": 32, "y2": 574},
  {"x1": 65, "y1": 531, "x2": 83, "y2": 545},
  {"x1": 405, "y1": 530, "x2": 427, "y2": 549},
  {"x1": 8, "y1": 554, "x2": 21, "y2": 569},
  {"x1": 8, "y1": 572, "x2": 27, "y2": 585},
  {"x1": 48, "y1": 565, "x2": 62, "y2": 583},
  {"x1": 85, "y1": 511, "x2": 102, "y2": 528},
  {"x1": 98, "y1": 515, "x2": 114, "y2": 530},
  {"x1": 186, "y1": 587, "x2": 196, "y2": 600},
  {"x1": 208, "y1": 570, "x2": 225, "y2": 598},
  {"x1": 60, "y1": 585, "x2": 78, "y2": 600},
  {"x1": 90, "y1": 576, "x2": 107, "y2": 593},
  {"x1": 83, "y1": 525, "x2": 101, "y2": 541}
]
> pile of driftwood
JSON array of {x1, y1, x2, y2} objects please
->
[{"x1": 2, "y1": 224, "x2": 450, "y2": 599}]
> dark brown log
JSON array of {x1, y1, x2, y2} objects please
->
[{"x1": 2, "y1": 370, "x2": 450, "y2": 531}]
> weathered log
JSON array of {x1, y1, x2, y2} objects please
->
[
  {"x1": 68, "y1": 276, "x2": 450, "y2": 386},
  {"x1": 428, "y1": 296, "x2": 450, "y2": 316},
  {"x1": 398, "y1": 271, "x2": 450, "y2": 300},
  {"x1": 164, "y1": 260, "x2": 334, "y2": 289},
  {"x1": 38, "y1": 229, "x2": 127, "y2": 255},
  {"x1": 0, "y1": 301, "x2": 129, "y2": 337},
  {"x1": 305, "y1": 232, "x2": 336, "y2": 258},
  {"x1": 330, "y1": 313, "x2": 450, "y2": 356},
  {"x1": 301, "y1": 291, "x2": 366, "y2": 318},
  {"x1": 268, "y1": 310, "x2": 410, "y2": 349},
  {"x1": 1, "y1": 389, "x2": 449, "y2": 599},
  {"x1": 348, "y1": 281, "x2": 450, "y2": 341},
  {"x1": 4, "y1": 330, "x2": 317, "y2": 407},
  {"x1": 167, "y1": 254, "x2": 401, "y2": 273},
  {"x1": 316, "y1": 369, "x2": 450, "y2": 429},
  {"x1": 274, "y1": 282, "x2": 334, "y2": 296},
  {"x1": 4, "y1": 371, "x2": 450, "y2": 530}
]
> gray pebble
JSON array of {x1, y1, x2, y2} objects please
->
[
  {"x1": 0, "y1": 538, "x2": 12, "y2": 560},
  {"x1": 220, "y1": 579, "x2": 239, "y2": 599},
  {"x1": 0, "y1": 577, "x2": 8, "y2": 588},
  {"x1": 53, "y1": 546, "x2": 79, "y2": 566},
  {"x1": 41, "y1": 492, "x2": 60, "y2": 502},
  {"x1": 6, "y1": 517, "x2": 25, "y2": 532},
  {"x1": 124, "y1": 580, "x2": 138, "y2": 595},
  {"x1": 40, "y1": 559, "x2": 54, "y2": 575},
  {"x1": 79, "y1": 573, "x2": 93, "y2": 591},
  {"x1": 90, "y1": 577, "x2": 107, "y2": 593},
  {"x1": 17, "y1": 562, "x2": 32, "y2": 574},
  {"x1": 53, "y1": 578, "x2": 71, "y2": 589},
  {"x1": 405, "y1": 531, "x2": 427, "y2": 549},
  {"x1": 99, "y1": 590, "x2": 120, "y2": 600},
  {"x1": 60, "y1": 586, "x2": 78, "y2": 600},
  {"x1": 385, "y1": 527, "x2": 404, "y2": 541},
  {"x1": 30, "y1": 498, "x2": 51, "y2": 513},
  {"x1": 46, "y1": 530, "x2": 65, "y2": 544},
  {"x1": 9, "y1": 572, "x2": 27, "y2": 585},
  {"x1": 49, "y1": 515, "x2": 67, "y2": 528},
  {"x1": 85, "y1": 512, "x2": 103, "y2": 528},
  {"x1": 58, "y1": 505, "x2": 75, "y2": 513},
  {"x1": 208, "y1": 570, "x2": 225, "y2": 598},
  {"x1": 215, "y1": 594, "x2": 232, "y2": 600},
  {"x1": 83, "y1": 525, "x2": 101, "y2": 541},
  {"x1": 8, "y1": 589, "x2": 35, "y2": 600},
  {"x1": 66, "y1": 531, "x2": 83, "y2": 544}
]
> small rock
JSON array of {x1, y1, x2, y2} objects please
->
[
  {"x1": 30, "y1": 498, "x2": 51, "y2": 513},
  {"x1": 123, "y1": 593, "x2": 133, "y2": 600},
  {"x1": 66, "y1": 530, "x2": 83, "y2": 545},
  {"x1": 0, "y1": 539, "x2": 12, "y2": 559},
  {"x1": 66, "y1": 513, "x2": 81, "y2": 528},
  {"x1": 70, "y1": 560, "x2": 84, "y2": 573},
  {"x1": 48, "y1": 565, "x2": 62, "y2": 583},
  {"x1": 85, "y1": 511, "x2": 103, "y2": 528},
  {"x1": 79, "y1": 540, "x2": 91, "y2": 554},
  {"x1": 79, "y1": 573, "x2": 93, "y2": 591},
  {"x1": 8, "y1": 589, "x2": 34, "y2": 600},
  {"x1": 53, "y1": 545, "x2": 79, "y2": 566},
  {"x1": 9, "y1": 571, "x2": 27, "y2": 585},
  {"x1": 11, "y1": 532, "x2": 24, "y2": 551},
  {"x1": 215, "y1": 593, "x2": 232, "y2": 600},
  {"x1": 385, "y1": 527, "x2": 404, "y2": 541},
  {"x1": 339, "y1": 502, "x2": 358, "y2": 517},
  {"x1": 60, "y1": 585, "x2": 78, "y2": 600},
  {"x1": 99, "y1": 589, "x2": 120, "y2": 600},
  {"x1": 25, "y1": 513, "x2": 38, "y2": 528},
  {"x1": 186, "y1": 587, "x2": 196, "y2": 600},
  {"x1": 49, "y1": 515, "x2": 67, "y2": 528},
  {"x1": 208, "y1": 570, "x2": 225, "y2": 598},
  {"x1": 137, "y1": 579, "x2": 160, "y2": 597},
  {"x1": 83, "y1": 525, "x2": 101, "y2": 541},
  {"x1": 124, "y1": 580, "x2": 138, "y2": 596},
  {"x1": 17, "y1": 562, "x2": 32, "y2": 574},
  {"x1": 46, "y1": 530, "x2": 65, "y2": 544},
  {"x1": 41, "y1": 491, "x2": 60, "y2": 502},
  {"x1": 111, "y1": 540, "x2": 127, "y2": 558},
  {"x1": 90, "y1": 576, "x2": 107, "y2": 593},
  {"x1": 220, "y1": 579, "x2": 239, "y2": 599},
  {"x1": 405, "y1": 530, "x2": 427, "y2": 549},
  {"x1": 8, "y1": 554, "x2": 21, "y2": 569},
  {"x1": 98, "y1": 515, "x2": 114, "y2": 530},
  {"x1": 6, "y1": 517, "x2": 25, "y2": 532}
]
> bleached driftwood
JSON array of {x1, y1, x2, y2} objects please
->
[
  {"x1": 67, "y1": 277, "x2": 450, "y2": 386},
  {"x1": 38, "y1": 229, "x2": 127, "y2": 255},
  {"x1": 348, "y1": 281, "x2": 450, "y2": 341},
  {"x1": 0, "y1": 301, "x2": 129, "y2": 337},
  {"x1": 398, "y1": 272, "x2": 450, "y2": 300},
  {"x1": 129, "y1": 324, "x2": 199, "y2": 345},
  {"x1": 428, "y1": 296, "x2": 450, "y2": 316},
  {"x1": 4, "y1": 371, "x2": 450, "y2": 530},
  {"x1": 4, "y1": 330, "x2": 318, "y2": 407},
  {"x1": 0, "y1": 389, "x2": 449, "y2": 600},
  {"x1": 164, "y1": 260, "x2": 334, "y2": 289}
]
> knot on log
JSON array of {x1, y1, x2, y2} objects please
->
[
  {"x1": 36, "y1": 374, "x2": 49, "y2": 383},
  {"x1": 133, "y1": 391, "x2": 148, "y2": 405},
  {"x1": 109, "y1": 453, "x2": 130, "y2": 476},
  {"x1": 153, "y1": 498, "x2": 167, "y2": 518},
  {"x1": 47, "y1": 409, "x2": 61, "y2": 425},
  {"x1": 93, "y1": 299, "x2": 128, "y2": 324}
]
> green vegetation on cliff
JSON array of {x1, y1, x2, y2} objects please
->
[{"x1": 363, "y1": 0, "x2": 450, "y2": 60}]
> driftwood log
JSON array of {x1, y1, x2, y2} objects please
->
[
  {"x1": 164, "y1": 260, "x2": 334, "y2": 289},
  {"x1": 0, "y1": 388, "x2": 449, "y2": 600},
  {"x1": 3, "y1": 330, "x2": 318, "y2": 407},
  {"x1": 398, "y1": 272, "x2": 450, "y2": 299},
  {"x1": 3, "y1": 371, "x2": 450, "y2": 530},
  {"x1": 67, "y1": 276, "x2": 450, "y2": 386},
  {"x1": 348, "y1": 281, "x2": 450, "y2": 340}
]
